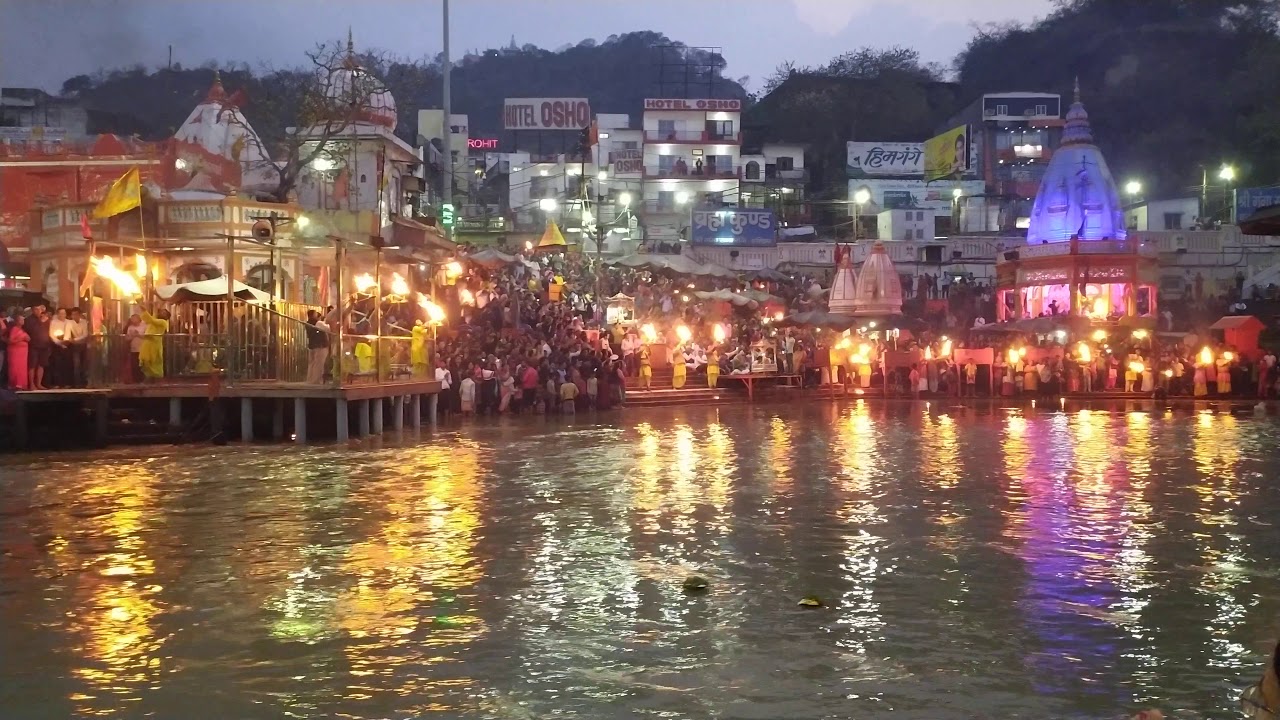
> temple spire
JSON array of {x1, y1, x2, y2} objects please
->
[
  {"x1": 347, "y1": 27, "x2": 354, "y2": 54},
  {"x1": 1062, "y1": 77, "x2": 1093, "y2": 146}
]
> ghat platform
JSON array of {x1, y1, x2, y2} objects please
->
[{"x1": 3, "y1": 379, "x2": 443, "y2": 452}]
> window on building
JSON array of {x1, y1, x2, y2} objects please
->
[
  {"x1": 530, "y1": 176, "x2": 555, "y2": 197},
  {"x1": 915, "y1": 228, "x2": 924, "y2": 239},
  {"x1": 1035, "y1": 104, "x2": 1047, "y2": 116},
  {"x1": 776, "y1": 156, "x2": 794, "y2": 171},
  {"x1": 996, "y1": 104, "x2": 1009, "y2": 115},
  {"x1": 620, "y1": 141, "x2": 638, "y2": 150},
  {"x1": 1163, "y1": 212, "x2": 1183, "y2": 230},
  {"x1": 657, "y1": 190, "x2": 675, "y2": 211},
  {"x1": 706, "y1": 155, "x2": 733, "y2": 175},
  {"x1": 745, "y1": 161, "x2": 760, "y2": 179},
  {"x1": 658, "y1": 155, "x2": 678, "y2": 174},
  {"x1": 657, "y1": 119, "x2": 676, "y2": 139},
  {"x1": 705, "y1": 120, "x2": 733, "y2": 140}
]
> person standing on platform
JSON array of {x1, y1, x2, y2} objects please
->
[
  {"x1": 707, "y1": 347, "x2": 720, "y2": 388},
  {"x1": 6, "y1": 315, "x2": 30, "y2": 390},
  {"x1": 48, "y1": 307, "x2": 70, "y2": 387},
  {"x1": 459, "y1": 368, "x2": 477, "y2": 416},
  {"x1": 638, "y1": 344, "x2": 652, "y2": 390},
  {"x1": 781, "y1": 330, "x2": 795, "y2": 375},
  {"x1": 26, "y1": 306, "x2": 51, "y2": 390},
  {"x1": 965, "y1": 359, "x2": 977, "y2": 396},
  {"x1": 671, "y1": 345, "x2": 686, "y2": 389},
  {"x1": 305, "y1": 310, "x2": 330, "y2": 384},
  {"x1": 1193, "y1": 359, "x2": 1209, "y2": 397},
  {"x1": 66, "y1": 308, "x2": 88, "y2": 387},
  {"x1": 1216, "y1": 355, "x2": 1232, "y2": 396},
  {"x1": 410, "y1": 320, "x2": 430, "y2": 378},
  {"x1": 139, "y1": 307, "x2": 170, "y2": 381},
  {"x1": 125, "y1": 314, "x2": 146, "y2": 384}
]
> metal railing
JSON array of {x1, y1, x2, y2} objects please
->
[
  {"x1": 86, "y1": 299, "x2": 318, "y2": 386},
  {"x1": 84, "y1": 298, "x2": 436, "y2": 388}
]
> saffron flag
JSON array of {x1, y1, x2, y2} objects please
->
[
  {"x1": 93, "y1": 167, "x2": 142, "y2": 219},
  {"x1": 80, "y1": 212, "x2": 92, "y2": 240}
]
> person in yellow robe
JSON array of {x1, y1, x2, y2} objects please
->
[
  {"x1": 1193, "y1": 363, "x2": 1208, "y2": 397},
  {"x1": 707, "y1": 348, "x2": 720, "y2": 388},
  {"x1": 139, "y1": 308, "x2": 170, "y2": 380},
  {"x1": 672, "y1": 346, "x2": 687, "y2": 389},
  {"x1": 639, "y1": 345, "x2": 652, "y2": 390},
  {"x1": 411, "y1": 321, "x2": 430, "y2": 377},
  {"x1": 1216, "y1": 357, "x2": 1232, "y2": 395},
  {"x1": 354, "y1": 340, "x2": 374, "y2": 374}
]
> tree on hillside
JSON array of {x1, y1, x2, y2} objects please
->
[
  {"x1": 234, "y1": 40, "x2": 393, "y2": 203},
  {"x1": 955, "y1": 0, "x2": 1280, "y2": 194}
]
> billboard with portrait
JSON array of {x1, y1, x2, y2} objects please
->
[{"x1": 923, "y1": 125, "x2": 970, "y2": 182}]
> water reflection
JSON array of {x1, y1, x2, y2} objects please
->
[{"x1": 2, "y1": 406, "x2": 1280, "y2": 719}]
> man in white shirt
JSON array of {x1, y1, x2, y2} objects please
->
[
  {"x1": 48, "y1": 308, "x2": 72, "y2": 387},
  {"x1": 65, "y1": 308, "x2": 89, "y2": 387}
]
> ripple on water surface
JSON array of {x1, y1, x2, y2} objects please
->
[{"x1": 1, "y1": 402, "x2": 1279, "y2": 719}]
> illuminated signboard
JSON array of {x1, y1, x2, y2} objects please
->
[
  {"x1": 468, "y1": 138, "x2": 499, "y2": 150},
  {"x1": 503, "y1": 98, "x2": 591, "y2": 130},
  {"x1": 643, "y1": 98, "x2": 742, "y2": 111}
]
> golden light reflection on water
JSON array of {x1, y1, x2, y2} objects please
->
[
  {"x1": 9, "y1": 407, "x2": 1280, "y2": 718},
  {"x1": 835, "y1": 402, "x2": 885, "y2": 655},
  {"x1": 61, "y1": 465, "x2": 163, "y2": 717},
  {"x1": 920, "y1": 412, "x2": 961, "y2": 489},
  {"x1": 334, "y1": 442, "x2": 484, "y2": 709}
]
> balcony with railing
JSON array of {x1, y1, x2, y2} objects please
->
[
  {"x1": 644, "y1": 165, "x2": 741, "y2": 180},
  {"x1": 644, "y1": 130, "x2": 741, "y2": 144}
]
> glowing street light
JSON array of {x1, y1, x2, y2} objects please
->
[
  {"x1": 1124, "y1": 180, "x2": 1142, "y2": 196},
  {"x1": 618, "y1": 192, "x2": 632, "y2": 208},
  {"x1": 597, "y1": 169, "x2": 608, "y2": 181},
  {"x1": 295, "y1": 214, "x2": 311, "y2": 229},
  {"x1": 952, "y1": 187, "x2": 963, "y2": 199},
  {"x1": 676, "y1": 191, "x2": 690, "y2": 205},
  {"x1": 1219, "y1": 165, "x2": 1236, "y2": 182},
  {"x1": 312, "y1": 157, "x2": 336, "y2": 172},
  {"x1": 538, "y1": 198, "x2": 558, "y2": 212},
  {"x1": 853, "y1": 188, "x2": 871, "y2": 205}
]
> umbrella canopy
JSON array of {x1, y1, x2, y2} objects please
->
[
  {"x1": 698, "y1": 262, "x2": 739, "y2": 279},
  {"x1": 156, "y1": 277, "x2": 271, "y2": 304},
  {"x1": 536, "y1": 220, "x2": 567, "y2": 250},
  {"x1": 693, "y1": 289, "x2": 757, "y2": 307},
  {"x1": 748, "y1": 268, "x2": 789, "y2": 282},
  {"x1": 467, "y1": 248, "x2": 518, "y2": 268}
]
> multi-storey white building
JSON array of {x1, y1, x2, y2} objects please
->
[{"x1": 639, "y1": 98, "x2": 743, "y2": 242}]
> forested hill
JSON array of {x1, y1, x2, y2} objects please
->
[
  {"x1": 55, "y1": 31, "x2": 749, "y2": 149},
  {"x1": 48, "y1": 0, "x2": 1280, "y2": 196},
  {"x1": 953, "y1": 0, "x2": 1280, "y2": 194}
]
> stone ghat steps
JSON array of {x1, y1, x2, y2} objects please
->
[{"x1": 624, "y1": 386, "x2": 744, "y2": 407}]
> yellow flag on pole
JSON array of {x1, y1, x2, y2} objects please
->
[{"x1": 92, "y1": 167, "x2": 142, "y2": 219}]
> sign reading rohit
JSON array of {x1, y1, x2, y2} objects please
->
[
  {"x1": 690, "y1": 208, "x2": 776, "y2": 247},
  {"x1": 503, "y1": 98, "x2": 592, "y2": 130}
]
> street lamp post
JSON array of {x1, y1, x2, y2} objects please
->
[{"x1": 853, "y1": 187, "x2": 870, "y2": 242}]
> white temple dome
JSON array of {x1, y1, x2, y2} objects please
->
[
  {"x1": 323, "y1": 32, "x2": 397, "y2": 131},
  {"x1": 852, "y1": 242, "x2": 903, "y2": 316},
  {"x1": 1025, "y1": 80, "x2": 1126, "y2": 245},
  {"x1": 170, "y1": 72, "x2": 273, "y2": 195},
  {"x1": 827, "y1": 245, "x2": 858, "y2": 314}
]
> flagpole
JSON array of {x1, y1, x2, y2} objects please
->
[{"x1": 138, "y1": 204, "x2": 149, "y2": 304}]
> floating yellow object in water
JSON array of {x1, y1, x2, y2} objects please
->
[{"x1": 797, "y1": 595, "x2": 824, "y2": 607}]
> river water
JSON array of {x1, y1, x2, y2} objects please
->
[{"x1": 2, "y1": 402, "x2": 1279, "y2": 719}]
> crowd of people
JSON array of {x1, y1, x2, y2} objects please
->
[{"x1": 0, "y1": 305, "x2": 93, "y2": 391}]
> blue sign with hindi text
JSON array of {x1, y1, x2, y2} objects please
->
[
  {"x1": 1236, "y1": 186, "x2": 1280, "y2": 222},
  {"x1": 689, "y1": 208, "x2": 777, "y2": 247}
]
